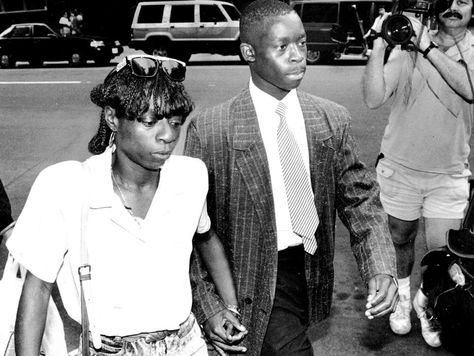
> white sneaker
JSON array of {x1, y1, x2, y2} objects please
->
[
  {"x1": 390, "y1": 294, "x2": 412, "y2": 335},
  {"x1": 413, "y1": 289, "x2": 441, "y2": 347}
]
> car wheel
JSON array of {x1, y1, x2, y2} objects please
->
[
  {"x1": 306, "y1": 50, "x2": 334, "y2": 65},
  {"x1": 0, "y1": 54, "x2": 15, "y2": 68},
  {"x1": 70, "y1": 52, "x2": 83, "y2": 66},
  {"x1": 150, "y1": 44, "x2": 169, "y2": 57},
  {"x1": 306, "y1": 49, "x2": 322, "y2": 64}
]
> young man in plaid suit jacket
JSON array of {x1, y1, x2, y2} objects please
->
[{"x1": 185, "y1": 1, "x2": 398, "y2": 355}]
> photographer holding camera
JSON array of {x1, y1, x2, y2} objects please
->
[{"x1": 362, "y1": 0, "x2": 474, "y2": 348}]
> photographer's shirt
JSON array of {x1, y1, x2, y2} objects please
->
[{"x1": 381, "y1": 30, "x2": 474, "y2": 174}]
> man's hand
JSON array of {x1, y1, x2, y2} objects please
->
[
  {"x1": 410, "y1": 17, "x2": 431, "y2": 51},
  {"x1": 203, "y1": 309, "x2": 248, "y2": 355},
  {"x1": 364, "y1": 273, "x2": 398, "y2": 319}
]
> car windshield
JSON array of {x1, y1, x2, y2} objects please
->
[{"x1": 0, "y1": 26, "x2": 15, "y2": 38}]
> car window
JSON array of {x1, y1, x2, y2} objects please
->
[
  {"x1": 138, "y1": 4, "x2": 165, "y2": 24},
  {"x1": 222, "y1": 5, "x2": 240, "y2": 21},
  {"x1": 200, "y1": 5, "x2": 226, "y2": 22},
  {"x1": 293, "y1": 4, "x2": 303, "y2": 16},
  {"x1": 301, "y1": 3, "x2": 338, "y2": 23},
  {"x1": 34, "y1": 25, "x2": 55, "y2": 37},
  {"x1": 11, "y1": 26, "x2": 31, "y2": 37},
  {"x1": 170, "y1": 4, "x2": 194, "y2": 23}
]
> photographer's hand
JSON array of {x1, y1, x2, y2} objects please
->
[{"x1": 409, "y1": 17, "x2": 431, "y2": 52}]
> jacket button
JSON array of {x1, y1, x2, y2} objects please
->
[{"x1": 244, "y1": 297, "x2": 252, "y2": 305}]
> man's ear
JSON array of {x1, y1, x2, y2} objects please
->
[
  {"x1": 104, "y1": 106, "x2": 119, "y2": 132},
  {"x1": 240, "y1": 43, "x2": 256, "y2": 63}
]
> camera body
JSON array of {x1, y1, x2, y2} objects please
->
[
  {"x1": 380, "y1": 0, "x2": 448, "y2": 47},
  {"x1": 399, "y1": 0, "x2": 436, "y2": 16}
]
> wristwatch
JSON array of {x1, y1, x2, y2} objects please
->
[{"x1": 422, "y1": 41, "x2": 439, "y2": 58}]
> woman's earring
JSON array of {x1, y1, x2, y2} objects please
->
[{"x1": 108, "y1": 131, "x2": 116, "y2": 148}]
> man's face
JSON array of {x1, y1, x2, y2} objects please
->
[
  {"x1": 249, "y1": 12, "x2": 307, "y2": 99},
  {"x1": 378, "y1": 7, "x2": 386, "y2": 16},
  {"x1": 438, "y1": 0, "x2": 473, "y2": 30}
]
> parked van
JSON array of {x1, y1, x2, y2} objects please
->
[
  {"x1": 290, "y1": 0, "x2": 392, "y2": 63},
  {"x1": 129, "y1": 0, "x2": 240, "y2": 63}
]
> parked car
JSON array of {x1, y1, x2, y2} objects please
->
[
  {"x1": 0, "y1": 23, "x2": 123, "y2": 68},
  {"x1": 290, "y1": 0, "x2": 392, "y2": 64},
  {"x1": 129, "y1": 0, "x2": 241, "y2": 63}
]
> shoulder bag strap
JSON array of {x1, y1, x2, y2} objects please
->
[{"x1": 78, "y1": 162, "x2": 102, "y2": 354}]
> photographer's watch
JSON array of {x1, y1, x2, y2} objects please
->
[{"x1": 422, "y1": 41, "x2": 439, "y2": 58}]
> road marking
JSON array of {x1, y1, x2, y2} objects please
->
[{"x1": 0, "y1": 81, "x2": 89, "y2": 84}]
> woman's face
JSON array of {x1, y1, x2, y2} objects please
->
[{"x1": 115, "y1": 100, "x2": 182, "y2": 171}]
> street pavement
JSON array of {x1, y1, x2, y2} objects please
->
[{"x1": 0, "y1": 53, "x2": 462, "y2": 355}]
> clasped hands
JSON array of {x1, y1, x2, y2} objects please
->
[
  {"x1": 202, "y1": 274, "x2": 397, "y2": 355},
  {"x1": 364, "y1": 273, "x2": 399, "y2": 319},
  {"x1": 203, "y1": 308, "x2": 248, "y2": 355}
]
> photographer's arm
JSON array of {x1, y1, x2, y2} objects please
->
[
  {"x1": 362, "y1": 38, "x2": 391, "y2": 108},
  {"x1": 425, "y1": 45, "x2": 474, "y2": 101},
  {"x1": 412, "y1": 21, "x2": 474, "y2": 101}
]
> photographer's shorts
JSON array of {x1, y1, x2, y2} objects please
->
[
  {"x1": 79, "y1": 313, "x2": 208, "y2": 356},
  {"x1": 376, "y1": 157, "x2": 470, "y2": 221}
]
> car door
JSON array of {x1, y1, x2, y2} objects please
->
[
  {"x1": 8, "y1": 25, "x2": 33, "y2": 61},
  {"x1": 32, "y1": 24, "x2": 60, "y2": 61},
  {"x1": 168, "y1": 4, "x2": 196, "y2": 40},
  {"x1": 197, "y1": 4, "x2": 232, "y2": 40}
]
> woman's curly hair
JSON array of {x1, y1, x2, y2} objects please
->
[{"x1": 88, "y1": 62, "x2": 194, "y2": 154}]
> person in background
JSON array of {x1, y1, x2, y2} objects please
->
[
  {"x1": 0, "y1": 177, "x2": 14, "y2": 244},
  {"x1": 76, "y1": 10, "x2": 84, "y2": 35},
  {"x1": 8, "y1": 54, "x2": 243, "y2": 356},
  {"x1": 70, "y1": 9, "x2": 79, "y2": 35},
  {"x1": 362, "y1": 0, "x2": 474, "y2": 348},
  {"x1": 185, "y1": 1, "x2": 398, "y2": 355},
  {"x1": 59, "y1": 11, "x2": 71, "y2": 37}
]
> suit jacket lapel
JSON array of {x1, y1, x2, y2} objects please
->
[
  {"x1": 298, "y1": 91, "x2": 334, "y2": 226},
  {"x1": 232, "y1": 89, "x2": 277, "y2": 240}
]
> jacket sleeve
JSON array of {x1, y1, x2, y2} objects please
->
[
  {"x1": 0, "y1": 177, "x2": 14, "y2": 233},
  {"x1": 184, "y1": 119, "x2": 226, "y2": 324},
  {"x1": 333, "y1": 110, "x2": 396, "y2": 283}
]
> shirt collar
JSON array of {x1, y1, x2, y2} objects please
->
[
  {"x1": 249, "y1": 78, "x2": 298, "y2": 112},
  {"x1": 85, "y1": 146, "x2": 115, "y2": 209}
]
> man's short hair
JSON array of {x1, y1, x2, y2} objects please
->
[{"x1": 240, "y1": 0, "x2": 294, "y2": 44}]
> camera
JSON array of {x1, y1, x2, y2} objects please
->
[
  {"x1": 399, "y1": 0, "x2": 436, "y2": 15},
  {"x1": 380, "y1": 0, "x2": 450, "y2": 47}
]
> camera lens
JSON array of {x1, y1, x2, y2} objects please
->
[{"x1": 382, "y1": 14, "x2": 414, "y2": 46}]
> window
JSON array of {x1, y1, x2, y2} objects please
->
[
  {"x1": 11, "y1": 26, "x2": 31, "y2": 37},
  {"x1": 170, "y1": 4, "x2": 194, "y2": 23},
  {"x1": 222, "y1": 4, "x2": 240, "y2": 20},
  {"x1": 293, "y1": 4, "x2": 303, "y2": 16},
  {"x1": 301, "y1": 4, "x2": 338, "y2": 23},
  {"x1": 137, "y1": 4, "x2": 165, "y2": 24},
  {"x1": 34, "y1": 25, "x2": 54, "y2": 37},
  {"x1": 200, "y1": 5, "x2": 226, "y2": 22}
]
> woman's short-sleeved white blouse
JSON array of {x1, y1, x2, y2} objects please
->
[{"x1": 7, "y1": 148, "x2": 211, "y2": 335}]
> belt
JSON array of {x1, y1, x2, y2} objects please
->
[{"x1": 100, "y1": 313, "x2": 195, "y2": 345}]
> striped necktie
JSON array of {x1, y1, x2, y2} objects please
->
[{"x1": 276, "y1": 101, "x2": 319, "y2": 254}]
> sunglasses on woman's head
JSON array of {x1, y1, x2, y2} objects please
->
[{"x1": 105, "y1": 55, "x2": 186, "y2": 82}]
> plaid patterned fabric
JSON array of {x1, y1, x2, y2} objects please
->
[{"x1": 185, "y1": 88, "x2": 396, "y2": 356}]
